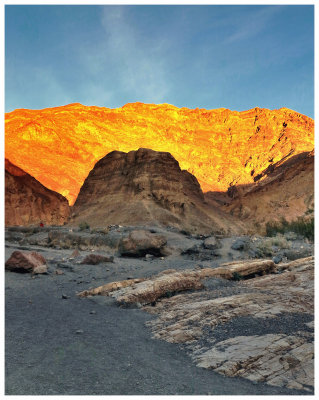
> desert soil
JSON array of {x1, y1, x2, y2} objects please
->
[{"x1": 5, "y1": 226, "x2": 314, "y2": 395}]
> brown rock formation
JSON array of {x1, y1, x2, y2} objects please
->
[
  {"x1": 71, "y1": 148, "x2": 241, "y2": 234},
  {"x1": 5, "y1": 250, "x2": 47, "y2": 273},
  {"x1": 5, "y1": 103, "x2": 314, "y2": 205},
  {"x1": 209, "y1": 150, "x2": 314, "y2": 228},
  {"x1": 5, "y1": 159, "x2": 70, "y2": 226}
]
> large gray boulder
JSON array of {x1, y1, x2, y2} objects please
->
[{"x1": 119, "y1": 230, "x2": 167, "y2": 257}]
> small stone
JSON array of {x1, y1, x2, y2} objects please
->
[
  {"x1": 71, "y1": 249, "x2": 80, "y2": 258},
  {"x1": 203, "y1": 236, "x2": 220, "y2": 250},
  {"x1": 55, "y1": 269, "x2": 64, "y2": 275},
  {"x1": 33, "y1": 265, "x2": 48, "y2": 274},
  {"x1": 90, "y1": 310, "x2": 96, "y2": 314},
  {"x1": 75, "y1": 330, "x2": 83, "y2": 334},
  {"x1": 273, "y1": 255, "x2": 282, "y2": 264},
  {"x1": 62, "y1": 294, "x2": 70, "y2": 299},
  {"x1": 231, "y1": 238, "x2": 248, "y2": 251}
]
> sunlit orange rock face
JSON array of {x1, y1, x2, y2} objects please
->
[
  {"x1": 5, "y1": 102, "x2": 314, "y2": 205},
  {"x1": 5, "y1": 159, "x2": 70, "y2": 226}
]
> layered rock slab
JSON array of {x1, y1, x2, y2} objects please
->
[
  {"x1": 77, "y1": 259, "x2": 276, "y2": 304},
  {"x1": 196, "y1": 334, "x2": 313, "y2": 391},
  {"x1": 5, "y1": 159, "x2": 70, "y2": 226},
  {"x1": 143, "y1": 257, "x2": 314, "y2": 392},
  {"x1": 78, "y1": 256, "x2": 313, "y2": 392}
]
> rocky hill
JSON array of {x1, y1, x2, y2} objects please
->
[
  {"x1": 5, "y1": 103, "x2": 314, "y2": 205},
  {"x1": 71, "y1": 148, "x2": 243, "y2": 234},
  {"x1": 5, "y1": 159, "x2": 70, "y2": 226},
  {"x1": 206, "y1": 150, "x2": 314, "y2": 230}
]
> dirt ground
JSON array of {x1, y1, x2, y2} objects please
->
[{"x1": 5, "y1": 226, "x2": 314, "y2": 395}]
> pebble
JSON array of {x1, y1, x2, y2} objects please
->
[
  {"x1": 55, "y1": 269, "x2": 64, "y2": 275},
  {"x1": 75, "y1": 330, "x2": 84, "y2": 334},
  {"x1": 90, "y1": 310, "x2": 96, "y2": 314},
  {"x1": 62, "y1": 294, "x2": 70, "y2": 299}
]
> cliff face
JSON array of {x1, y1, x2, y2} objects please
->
[
  {"x1": 5, "y1": 159, "x2": 70, "y2": 226},
  {"x1": 207, "y1": 151, "x2": 314, "y2": 228},
  {"x1": 5, "y1": 103, "x2": 314, "y2": 205},
  {"x1": 71, "y1": 148, "x2": 242, "y2": 234}
]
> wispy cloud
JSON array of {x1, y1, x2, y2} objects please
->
[
  {"x1": 224, "y1": 6, "x2": 284, "y2": 44},
  {"x1": 99, "y1": 6, "x2": 170, "y2": 103}
]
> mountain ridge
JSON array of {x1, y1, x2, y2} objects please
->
[{"x1": 5, "y1": 102, "x2": 314, "y2": 205}]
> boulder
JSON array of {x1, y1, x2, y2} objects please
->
[
  {"x1": 80, "y1": 254, "x2": 114, "y2": 265},
  {"x1": 119, "y1": 230, "x2": 167, "y2": 257},
  {"x1": 203, "y1": 236, "x2": 220, "y2": 250},
  {"x1": 231, "y1": 238, "x2": 249, "y2": 251},
  {"x1": 5, "y1": 251, "x2": 47, "y2": 273}
]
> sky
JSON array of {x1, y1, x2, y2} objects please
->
[{"x1": 5, "y1": 5, "x2": 314, "y2": 117}]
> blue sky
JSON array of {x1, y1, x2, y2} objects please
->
[{"x1": 5, "y1": 5, "x2": 314, "y2": 117}]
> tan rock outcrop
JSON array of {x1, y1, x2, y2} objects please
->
[
  {"x1": 143, "y1": 257, "x2": 314, "y2": 391},
  {"x1": 77, "y1": 278, "x2": 146, "y2": 298},
  {"x1": 78, "y1": 259, "x2": 276, "y2": 304},
  {"x1": 78, "y1": 256, "x2": 314, "y2": 391},
  {"x1": 5, "y1": 159, "x2": 70, "y2": 226},
  {"x1": 196, "y1": 334, "x2": 313, "y2": 391}
]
